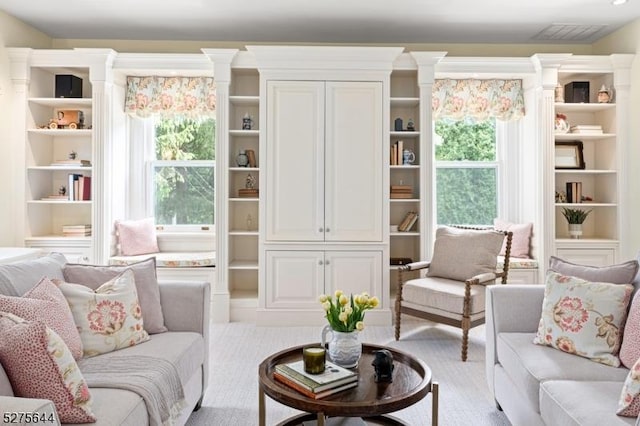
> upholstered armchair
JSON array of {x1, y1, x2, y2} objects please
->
[{"x1": 395, "y1": 226, "x2": 513, "y2": 361}]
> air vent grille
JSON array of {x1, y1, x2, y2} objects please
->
[{"x1": 533, "y1": 24, "x2": 607, "y2": 41}]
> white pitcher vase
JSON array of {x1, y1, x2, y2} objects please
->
[{"x1": 321, "y1": 325, "x2": 362, "y2": 368}]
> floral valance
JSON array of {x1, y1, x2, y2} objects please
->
[
  {"x1": 432, "y1": 79, "x2": 525, "y2": 122},
  {"x1": 124, "y1": 76, "x2": 216, "y2": 118}
]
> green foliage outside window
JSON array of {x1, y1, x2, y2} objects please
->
[
  {"x1": 154, "y1": 118, "x2": 216, "y2": 225},
  {"x1": 435, "y1": 119, "x2": 497, "y2": 226}
]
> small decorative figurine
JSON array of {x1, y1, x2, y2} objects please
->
[
  {"x1": 245, "y1": 173, "x2": 256, "y2": 189},
  {"x1": 394, "y1": 118, "x2": 403, "y2": 131},
  {"x1": 597, "y1": 85, "x2": 611, "y2": 103},
  {"x1": 246, "y1": 214, "x2": 253, "y2": 231},
  {"x1": 242, "y1": 113, "x2": 253, "y2": 130},
  {"x1": 69, "y1": 150, "x2": 77, "y2": 160},
  {"x1": 371, "y1": 349, "x2": 394, "y2": 382},
  {"x1": 58, "y1": 185, "x2": 66, "y2": 196},
  {"x1": 407, "y1": 118, "x2": 415, "y2": 131}
]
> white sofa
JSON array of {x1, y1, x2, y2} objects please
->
[
  {"x1": 0, "y1": 253, "x2": 210, "y2": 425},
  {"x1": 485, "y1": 284, "x2": 636, "y2": 426}
]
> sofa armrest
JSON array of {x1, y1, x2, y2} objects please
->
[
  {"x1": 485, "y1": 284, "x2": 545, "y2": 397},
  {"x1": 158, "y1": 280, "x2": 210, "y2": 334},
  {"x1": 0, "y1": 396, "x2": 59, "y2": 425},
  {"x1": 158, "y1": 280, "x2": 211, "y2": 395}
]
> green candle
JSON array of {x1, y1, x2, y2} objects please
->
[{"x1": 303, "y1": 346, "x2": 326, "y2": 374}]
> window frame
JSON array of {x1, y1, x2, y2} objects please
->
[{"x1": 128, "y1": 117, "x2": 216, "y2": 233}]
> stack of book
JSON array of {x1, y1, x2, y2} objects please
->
[
  {"x1": 390, "y1": 185, "x2": 413, "y2": 199},
  {"x1": 63, "y1": 224, "x2": 92, "y2": 237},
  {"x1": 274, "y1": 360, "x2": 358, "y2": 399},
  {"x1": 238, "y1": 188, "x2": 259, "y2": 198},
  {"x1": 570, "y1": 124, "x2": 603, "y2": 135},
  {"x1": 50, "y1": 159, "x2": 92, "y2": 167},
  {"x1": 398, "y1": 211, "x2": 419, "y2": 232},
  {"x1": 566, "y1": 182, "x2": 583, "y2": 203}
]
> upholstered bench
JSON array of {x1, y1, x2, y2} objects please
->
[
  {"x1": 497, "y1": 256, "x2": 539, "y2": 284},
  {"x1": 109, "y1": 251, "x2": 216, "y2": 268}
]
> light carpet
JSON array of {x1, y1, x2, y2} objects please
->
[{"x1": 186, "y1": 319, "x2": 511, "y2": 425}]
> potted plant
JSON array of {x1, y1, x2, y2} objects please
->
[{"x1": 561, "y1": 207, "x2": 592, "y2": 239}]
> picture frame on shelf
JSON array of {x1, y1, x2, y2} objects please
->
[{"x1": 555, "y1": 141, "x2": 585, "y2": 170}]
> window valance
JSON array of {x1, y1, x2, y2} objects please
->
[
  {"x1": 124, "y1": 76, "x2": 216, "y2": 118},
  {"x1": 432, "y1": 79, "x2": 525, "y2": 122}
]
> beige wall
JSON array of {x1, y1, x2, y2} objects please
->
[
  {"x1": 593, "y1": 20, "x2": 640, "y2": 259},
  {"x1": 0, "y1": 11, "x2": 51, "y2": 245},
  {"x1": 1, "y1": 11, "x2": 639, "y2": 255}
]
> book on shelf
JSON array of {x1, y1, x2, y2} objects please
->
[
  {"x1": 51, "y1": 159, "x2": 91, "y2": 167},
  {"x1": 246, "y1": 149, "x2": 257, "y2": 168},
  {"x1": 274, "y1": 360, "x2": 357, "y2": 394},
  {"x1": 274, "y1": 371, "x2": 358, "y2": 399},
  {"x1": 62, "y1": 224, "x2": 92, "y2": 237},
  {"x1": 67, "y1": 174, "x2": 91, "y2": 200},
  {"x1": 390, "y1": 140, "x2": 404, "y2": 166},
  {"x1": 570, "y1": 125, "x2": 603, "y2": 135},
  {"x1": 565, "y1": 181, "x2": 582, "y2": 203},
  {"x1": 398, "y1": 211, "x2": 418, "y2": 232}
]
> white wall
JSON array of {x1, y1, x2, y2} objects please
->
[
  {"x1": 593, "y1": 19, "x2": 640, "y2": 259},
  {"x1": 0, "y1": 11, "x2": 51, "y2": 245}
]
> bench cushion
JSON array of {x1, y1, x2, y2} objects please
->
[{"x1": 110, "y1": 251, "x2": 216, "y2": 268}]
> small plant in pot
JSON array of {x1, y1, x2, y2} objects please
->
[{"x1": 561, "y1": 207, "x2": 592, "y2": 239}]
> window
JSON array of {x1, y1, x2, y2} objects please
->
[
  {"x1": 149, "y1": 117, "x2": 215, "y2": 228},
  {"x1": 434, "y1": 118, "x2": 499, "y2": 226}
]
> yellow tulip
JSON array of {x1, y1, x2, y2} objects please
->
[
  {"x1": 318, "y1": 294, "x2": 328, "y2": 303},
  {"x1": 339, "y1": 294, "x2": 349, "y2": 306},
  {"x1": 369, "y1": 296, "x2": 380, "y2": 308},
  {"x1": 344, "y1": 306, "x2": 353, "y2": 315},
  {"x1": 339, "y1": 311, "x2": 348, "y2": 323},
  {"x1": 335, "y1": 290, "x2": 343, "y2": 298},
  {"x1": 322, "y1": 301, "x2": 331, "y2": 311},
  {"x1": 356, "y1": 321, "x2": 365, "y2": 331}
]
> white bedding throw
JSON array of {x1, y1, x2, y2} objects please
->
[{"x1": 80, "y1": 355, "x2": 186, "y2": 426}]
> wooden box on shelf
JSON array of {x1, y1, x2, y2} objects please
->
[{"x1": 238, "y1": 188, "x2": 259, "y2": 198}]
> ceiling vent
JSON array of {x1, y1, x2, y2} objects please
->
[{"x1": 533, "y1": 24, "x2": 607, "y2": 41}]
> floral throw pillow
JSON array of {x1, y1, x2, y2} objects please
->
[
  {"x1": 617, "y1": 357, "x2": 640, "y2": 416},
  {"x1": 0, "y1": 312, "x2": 96, "y2": 423},
  {"x1": 55, "y1": 269, "x2": 150, "y2": 358},
  {"x1": 533, "y1": 271, "x2": 633, "y2": 367}
]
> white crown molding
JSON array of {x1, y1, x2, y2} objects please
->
[{"x1": 113, "y1": 52, "x2": 215, "y2": 76}]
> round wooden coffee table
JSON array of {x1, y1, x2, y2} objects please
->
[{"x1": 258, "y1": 343, "x2": 438, "y2": 426}]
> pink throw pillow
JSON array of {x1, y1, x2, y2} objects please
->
[
  {"x1": 115, "y1": 217, "x2": 159, "y2": 256},
  {"x1": 617, "y1": 357, "x2": 640, "y2": 416},
  {"x1": 0, "y1": 312, "x2": 96, "y2": 423},
  {"x1": 620, "y1": 290, "x2": 640, "y2": 369},
  {"x1": 494, "y1": 219, "x2": 533, "y2": 258},
  {"x1": 0, "y1": 276, "x2": 83, "y2": 360}
]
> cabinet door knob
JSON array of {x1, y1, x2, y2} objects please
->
[
  {"x1": 318, "y1": 260, "x2": 323, "y2": 265},
  {"x1": 325, "y1": 228, "x2": 330, "y2": 232},
  {"x1": 319, "y1": 227, "x2": 324, "y2": 232},
  {"x1": 325, "y1": 260, "x2": 330, "y2": 266}
]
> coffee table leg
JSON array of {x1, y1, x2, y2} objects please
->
[
  {"x1": 432, "y1": 381, "x2": 439, "y2": 426},
  {"x1": 317, "y1": 412, "x2": 325, "y2": 426},
  {"x1": 258, "y1": 386, "x2": 265, "y2": 426}
]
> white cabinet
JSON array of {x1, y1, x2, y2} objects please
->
[
  {"x1": 265, "y1": 80, "x2": 383, "y2": 242},
  {"x1": 265, "y1": 250, "x2": 382, "y2": 309}
]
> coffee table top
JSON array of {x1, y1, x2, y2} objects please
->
[{"x1": 258, "y1": 343, "x2": 432, "y2": 418}]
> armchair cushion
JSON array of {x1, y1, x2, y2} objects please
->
[
  {"x1": 427, "y1": 226, "x2": 505, "y2": 282},
  {"x1": 403, "y1": 276, "x2": 486, "y2": 318}
]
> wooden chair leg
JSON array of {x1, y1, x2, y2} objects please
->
[
  {"x1": 461, "y1": 324, "x2": 469, "y2": 362},
  {"x1": 394, "y1": 306, "x2": 401, "y2": 341},
  {"x1": 395, "y1": 268, "x2": 404, "y2": 341}
]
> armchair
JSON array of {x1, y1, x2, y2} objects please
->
[{"x1": 394, "y1": 226, "x2": 513, "y2": 361}]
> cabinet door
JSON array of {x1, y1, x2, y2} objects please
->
[
  {"x1": 325, "y1": 251, "x2": 382, "y2": 302},
  {"x1": 265, "y1": 251, "x2": 324, "y2": 309},
  {"x1": 325, "y1": 82, "x2": 383, "y2": 242},
  {"x1": 266, "y1": 81, "x2": 325, "y2": 241}
]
